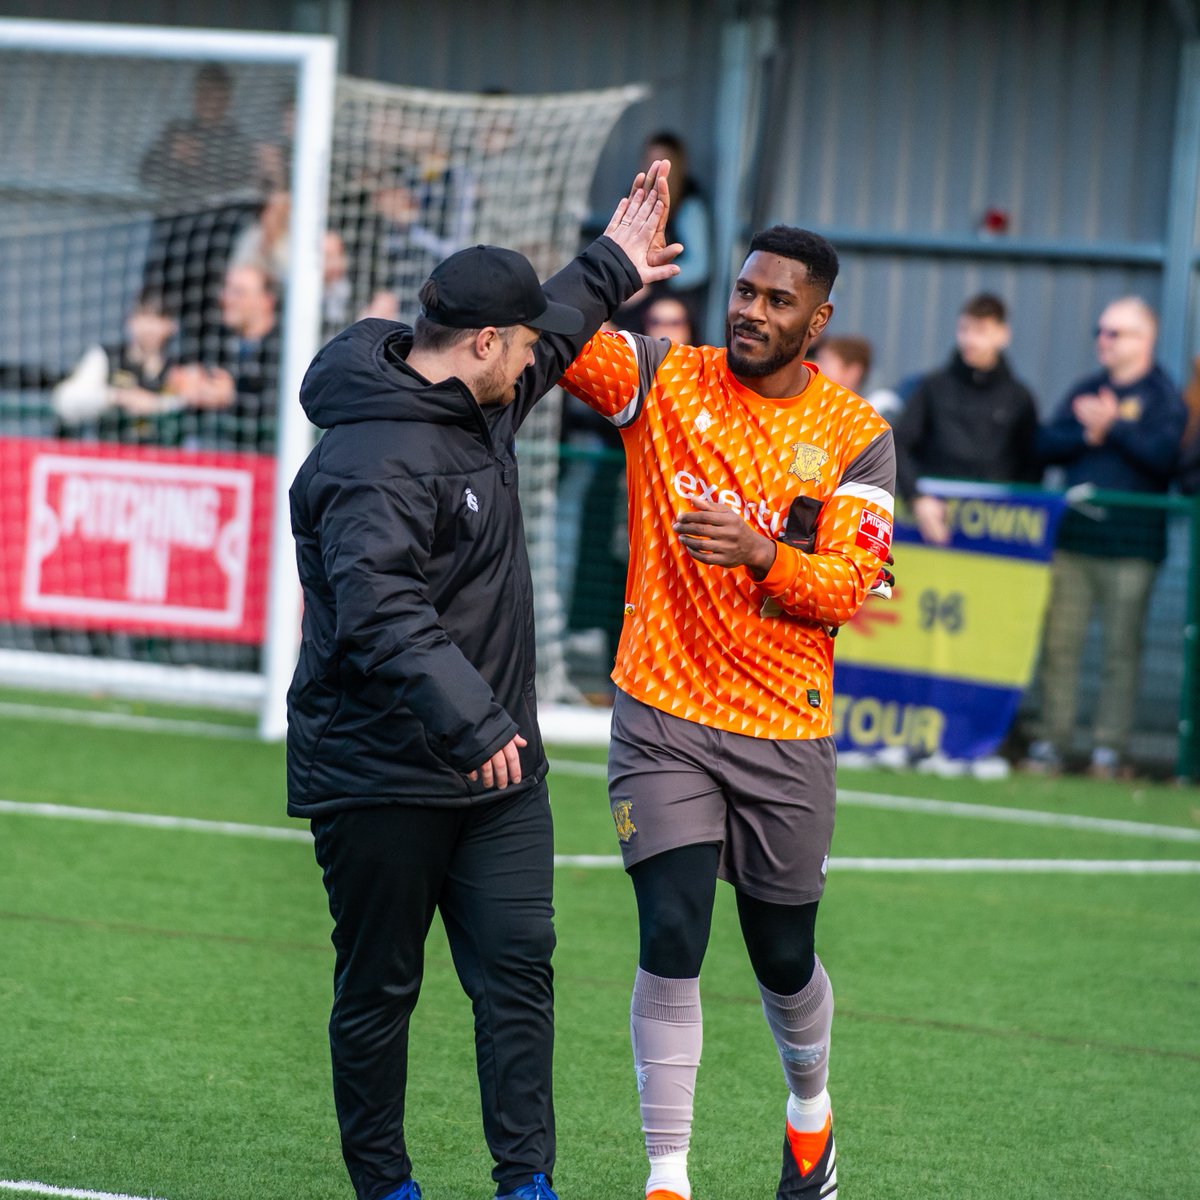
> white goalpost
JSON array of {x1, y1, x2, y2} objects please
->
[
  {"x1": 0, "y1": 18, "x2": 641, "y2": 742},
  {"x1": 0, "y1": 20, "x2": 335, "y2": 739}
]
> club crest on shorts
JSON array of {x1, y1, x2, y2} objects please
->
[
  {"x1": 788, "y1": 442, "x2": 828, "y2": 483},
  {"x1": 611, "y1": 797, "x2": 637, "y2": 843}
]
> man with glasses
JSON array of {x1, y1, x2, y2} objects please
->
[{"x1": 1026, "y1": 297, "x2": 1185, "y2": 778}]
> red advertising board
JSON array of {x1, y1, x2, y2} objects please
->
[{"x1": 0, "y1": 438, "x2": 276, "y2": 643}]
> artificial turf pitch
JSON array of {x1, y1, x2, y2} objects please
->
[{"x1": 1, "y1": 692, "x2": 1198, "y2": 1199}]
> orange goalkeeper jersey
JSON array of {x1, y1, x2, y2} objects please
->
[{"x1": 561, "y1": 331, "x2": 896, "y2": 740}]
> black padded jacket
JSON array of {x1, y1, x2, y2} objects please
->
[{"x1": 285, "y1": 237, "x2": 639, "y2": 816}]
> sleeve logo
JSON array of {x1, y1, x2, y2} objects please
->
[
  {"x1": 855, "y1": 508, "x2": 893, "y2": 557},
  {"x1": 787, "y1": 442, "x2": 829, "y2": 483}
]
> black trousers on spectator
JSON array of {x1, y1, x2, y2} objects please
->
[{"x1": 311, "y1": 782, "x2": 556, "y2": 1200}]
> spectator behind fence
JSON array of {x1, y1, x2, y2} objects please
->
[
  {"x1": 893, "y1": 293, "x2": 1040, "y2": 545},
  {"x1": 811, "y1": 334, "x2": 904, "y2": 420},
  {"x1": 166, "y1": 263, "x2": 281, "y2": 452},
  {"x1": 638, "y1": 131, "x2": 712, "y2": 327},
  {"x1": 1025, "y1": 297, "x2": 1186, "y2": 779},
  {"x1": 337, "y1": 120, "x2": 478, "y2": 324},
  {"x1": 230, "y1": 193, "x2": 355, "y2": 334},
  {"x1": 138, "y1": 62, "x2": 268, "y2": 359},
  {"x1": 47, "y1": 289, "x2": 182, "y2": 444}
]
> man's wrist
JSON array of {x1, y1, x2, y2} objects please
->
[{"x1": 747, "y1": 538, "x2": 778, "y2": 581}]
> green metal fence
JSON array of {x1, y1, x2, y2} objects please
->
[{"x1": 1029, "y1": 487, "x2": 1200, "y2": 780}]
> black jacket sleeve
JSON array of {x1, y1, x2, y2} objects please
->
[
  {"x1": 313, "y1": 471, "x2": 518, "y2": 772},
  {"x1": 509, "y1": 236, "x2": 641, "y2": 431}
]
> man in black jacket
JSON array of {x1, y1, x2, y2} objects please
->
[
  {"x1": 286, "y1": 165, "x2": 680, "y2": 1200},
  {"x1": 893, "y1": 292, "x2": 1040, "y2": 543}
]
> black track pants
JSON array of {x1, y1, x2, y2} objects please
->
[{"x1": 311, "y1": 782, "x2": 556, "y2": 1200}]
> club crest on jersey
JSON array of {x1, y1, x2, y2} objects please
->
[
  {"x1": 611, "y1": 798, "x2": 637, "y2": 843},
  {"x1": 788, "y1": 442, "x2": 828, "y2": 483}
]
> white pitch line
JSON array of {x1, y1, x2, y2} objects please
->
[
  {"x1": 4, "y1": 796, "x2": 1200, "y2": 875},
  {"x1": 554, "y1": 854, "x2": 1200, "y2": 874},
  {"x1": 0, "y1": 1182, "x2": 163, "y2": 1200},
  {"x1": 0, "y1": 799, "x2": 310, "y2": 843},
  {"x1": 829, "y1": 857, "x2": 1200, "y2": 874},
  {"x1": 548, "y1": 756, "x2": 608, "y2": 778},
  {"x1": 549, "y1": 758, "x2": 1200, "y2": 843},
  {"x1": 835, "y1": 787, "x2": 1200, "y2": 843},
  {"x1": 0, "y1": 700, "x2": 256, "y2": 740},
  {"x1": 3, "y1": 696, "x2": 1199, "y2": 847},
  {"x1": 2, "y1": 705, "x2": 1196, "y2": 847}
]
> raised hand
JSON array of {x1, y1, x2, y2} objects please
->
[{"x1": 603, "y1": 158, "x2": 683, "y2": 285}]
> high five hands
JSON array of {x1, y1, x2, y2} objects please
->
[{"x1": 603, "y1": 158, "x2": 683, "y2": 286}]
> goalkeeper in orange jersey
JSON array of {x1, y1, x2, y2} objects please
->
[{"x1": 561, "y1": 225, "x2": 895, "y2": 1200}]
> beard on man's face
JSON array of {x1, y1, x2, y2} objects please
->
[
  {"x1": 726, "y1": 322, "x2": 808, "y2": 377},
  {"x1": 474, "y1": 359, "x2": 519, "y2": 406}
]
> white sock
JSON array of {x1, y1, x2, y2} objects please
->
[
  {"x1": 646, "y1": 1149, "x2": 691, "y2": 1198},
  {"x1": 787, "y1": 1086, "x2": 831, "y2": 1133}
]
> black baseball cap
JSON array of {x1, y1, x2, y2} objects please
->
[{"x1": 422, "y1": 245, "x2": 584, "y2": 334}]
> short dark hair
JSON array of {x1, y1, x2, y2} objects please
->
[
  {"x1": 195, "y1": 62, "x2": 233, "y2": 92},
  {"x1": 412, "y1": 315, "x2": 482, "y2": 353},
  {"x1": 746, "y1": 226, "x2": 839, "y2": 297},
  {"x1": 960, "y1": 292, "x2": 1007, "y2": 322},
  {"x1": 414, "y1": 277, "x2": 480, "y2": 351},
  {"x1": 645, "y1": 130, "x2": 687, "y2": 158},
  {"x1": 134, "y1": 286, "x2": 168, "y2": 314},
  {"x1": 413, "y1": 278, "x2": 517, "y2": 352}
]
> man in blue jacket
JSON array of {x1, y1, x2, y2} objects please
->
[
  {"x1": 1029, "y1": 297, "x2": 1185, "y2": 778},
  {"x1": 286, "y1": 167, "x2": 680, "y2": 1200}
]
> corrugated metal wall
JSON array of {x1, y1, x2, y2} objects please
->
[
  {"x1": 760, "y1": 0, "x2": 1182, "y2": 409},
  {"x1": 342, "y1": 0, "x2": 723, "y2": 217},
  {"x1": 769, "y1": 0, "x2": 1176, "y2": 245},
  {"x1": 4, "y1": 0, "x2": 296, "y2": 31}
]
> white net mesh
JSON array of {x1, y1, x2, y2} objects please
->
[
  {"x1": 0, "y1": 23, "x2": 642, "y2": 717},
  {"x1": 327, "y1": 78, "x2": 645, "y2": 703},
  {"x1": 0, "y1": 46, "x2": 301, "y2": 684}
]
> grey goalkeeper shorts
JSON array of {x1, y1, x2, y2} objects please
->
[{"x1": 606, "y1": 690, "x2": 837, "y2": 905}]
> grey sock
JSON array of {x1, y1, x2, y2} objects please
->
[
  {"x1": 758, "y1": 957, "x2": 833, "y2": 1100},
  {"x1": 630, "y1": 968, "x2": 702, "y2": 1157}
]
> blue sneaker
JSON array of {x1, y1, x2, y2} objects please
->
[
  {"x1": 381, "y1": 1182, "x2": 422, "y2": 1200},
  {"x1": 495, "y1": 1173, "x2": 557, "y2": 1200}
]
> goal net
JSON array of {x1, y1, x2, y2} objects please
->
[
  {"x1": 0, "y1": 18, "x2": 641, "y2": 737},
  {"x1": 327, "y1": 77, "x2": 645, "y2": 720}
]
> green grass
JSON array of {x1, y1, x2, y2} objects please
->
[{"x1": 2, "y1": 693, "x2": 1199, "y2": 1199}]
